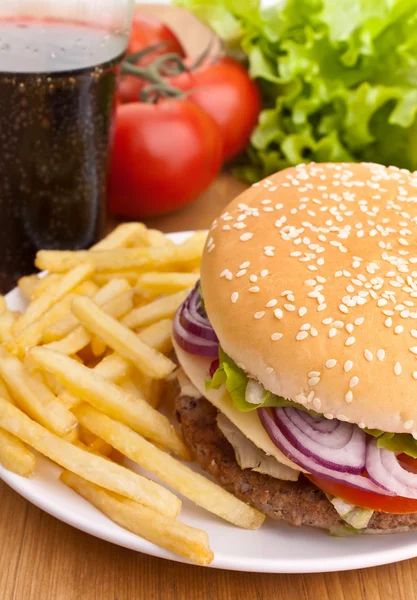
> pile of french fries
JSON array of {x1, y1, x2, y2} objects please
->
[{"x1": 0, "y1": 223, "x2": 264, "y2": 566}]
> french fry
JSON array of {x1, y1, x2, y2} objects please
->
[
  {"x1": 92, "y1": 353, "x2": 132, "y2": 382},
  {"x1": 93, "y1": 272, "x2": 141, "y2": 287},
  {"x1": 90, "y1": 336, "x2": 107, "y2": 357},
  {"x1": 31, "y1": 273, "x2": 62, "y2": 299},
  {"x1": 29, "y1": 347, "x2": 189, "y2": 460},
  {"x1": 132, "y1": 375, "x2": 163, "y2": 409},
  {"x1": 0, "y1": 376, "x2": 36, "y2": 477},
  {"x1": 79, "y1": 426, "x2": 113, "y2": 457},
  {"x1": 57, "y1": 353, "x2": 132, "y2": 409},
  {"x1": 61, "y1": 471, "x2": 213, "y2": 565},
  {"x1": 43, "y1": 326, "x2": 91, "y2": 356},
  {"x1": 7, "y1": 279, "x2": 99, "y2": 356},
  {"x1": 137, "y1": 272, "x2": 199, "y2": 295},
  {"x1": 0, "y1": 350, "x2": 77, "y2": 436},
  {"x1": 36, "y1": 239, "x2": 205, "y2": 274},
  {"x1": 71, "y1": 296, "x2": 175, "y2": 379},
  {"x1": 92, "y1": 223, "x2": 148, "y2": 250},
  {"x1": 18, "y1": 275, "x2": 39, "y2": 300},
  {"x1": 0, "y1": 429, "x2": 36, "y2": 477},
  {"x1": 120, "y1": 379, "x2": 142, "y2": 398},
  {"x1": 136, "y1": 319, "x2": 173, "y2": 354},
  {"x1": 146, "y1": 229, "x2": 174, "y2": 247},
  {"x1": 0, "y1": 397, "x2": 181, "y2": 518},
  {"x1": 74, "y1": 404, "x2": 265, "y2": 529},
  {"x1": 43, "y1": 290, "x2": 134, "y2": 355},
  {"x1": 0, "y1": 310, "x2": 18, "y2": 343},
  {"x1": 12, "y1": 262, "x2": 95, "y2": 333},
  {"x1": 8, "y1": 293, "x2": 76, "y2": 354},
  {"x1": 43, "y1": 279, "x2": 131, "y2": 343},
  {"x1": 122, "y1": 290, "x2": 188, "y2": 330}
]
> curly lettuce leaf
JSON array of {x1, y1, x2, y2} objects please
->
[
  {"x1": 177, "y1": 0, "x2": 417, "y2": 180},
  {"x1": 206, "y1": 347, "x2": 314, "y2": 412},
  {"x1": 207, "y1": 349, "x2": 417, "y2": 458},
  {"x1": 365, "y1": 429, "x2": 417, "y2": 458}
]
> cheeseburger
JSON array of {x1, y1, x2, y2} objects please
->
[{"x1": 174, "y1": 162, "x2": 417, "y2": 534}]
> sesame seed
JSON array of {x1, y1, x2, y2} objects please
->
[
  {"x1": 395, "y1": 325, "x2": 404, "y2": 334},
  {"x1": 308, "y1": 371, "x2": 321, "y2": 377},
  {"x1": 317, "y1": 303, "x2": 327, "y2": 311},
  {"x1": 322, "y1": 317, "x2": 333, "y2": 325},
  {"x1": 313, "y1": 397, "x2": 321, "y2": 410},
  {"x1": 240, "y1": 232, "x2": 253, "y2": 241},
  {"x1": 236, "y1": 269, "x2": 246, "y2": 278},
  {"x1": 329, "y1": 328, "x2": 338, "y2": 338},
  {"x1": 326, "y1": 359, "x2": 337, "y2": 368},
  {"x1": 410, "y1": 347, "x2": 417, "y2": 355},
  {"x1": 355, "y1": 317, "x2": 365, "y2": 325},
  {"x1": 344, "y1": 360, "x2": 353, "y2": 373},
  {"x1": 413, "y1": 372, "x2": 417, "y2": 380},
  {"x1": 274, "y1": 308, "x2": 283, "y2": 319},
  {"x1": 220, "y1": 269, "x2": 232, "y2": 280},
  {"x1": 296, "y1": 331, "x2": 309, "y2": 341},
  {"x1": 284, "y1": 304, "x2": 295, "y2": 311},
  {"x1": 260, "y1": 269, "x2": 269, "y2": 277},
  {"x1": 404, "y1": 420, "x2": 414, "y2": 430},
  {"x1": 254, "y1": 311, "x2": 265, "y2": 319},
  {"x1": 346, "y1": 323, "x2": 354, "y2": 334},
  {"x1": 345, "y1": 391, "x2": 353, "y2": 403},
  {"x1": 385, "y1": 317, "x2": 393, "y2": 327},
  {"x1": 345, "y1": 336, "x2": 355, "y2": 346},
  {"x1": 364, "y1": 349, "x2": 373, "y2": 361},
  {"x1": 271, "y1": 333, "x2": 283, "y2": 341},
  {"x1": 311, "y1": 327, "x2": 318, "y2": 336},
  {"x1": 266, "y1": 367, "x2": 274, "y2": 375},
  {"x1": 349, "y1": 376, "x2": 359, "y2": 388},
  {"x1": 231, "y1": 292, "x2": 239, "y2": 304},
  {"x1": 249, "y1": 286, "x2": 260, "y2": 293},
  {"x1": 377, "y1": 349, "x2": 386, "y2": 361},
  {"x1": 266, "y1": 299, "x2": 278, "y2": 308},
  {"x1": 394, "y1": 362, "x2": 402, "y2": 375},
  {"x1": 300, "y1": 323, "x2": 311, "y2": 331},
  {"x1": 308, "y1": 377, "x2": 320, "y2": 386},
  {"x1": 339, "y1": 304, "x2": 349, "y2": 314},
  {"x1": 249, "y1": 274, "x2": 258, "y2": 282},
  {"x1": 411, "y1": 330, "x2": 417, "y2": 338},
  {"x1": 298, "y1": 306, "x2": 307, "y2": 317}
]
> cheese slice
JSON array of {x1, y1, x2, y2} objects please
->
[{"x1": 174, "y1": 341, "x2": 304, "y2": 473}]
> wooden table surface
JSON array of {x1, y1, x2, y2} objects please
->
[
  {"x1": 1, "y1": 6, "x2": 417, "y2": 599},
  {"x1": 2, "y1": 172, "x2": 417, "y2": 600}
]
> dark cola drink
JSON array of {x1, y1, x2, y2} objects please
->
[{"x1": 0, "y1": 18, "x2": 126, "y2": 291}]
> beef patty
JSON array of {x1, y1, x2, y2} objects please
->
[{"x1": 176, "y1": 393, "x2": 417, "y2": 532}]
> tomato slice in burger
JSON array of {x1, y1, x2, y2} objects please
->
[{"x1": 306, "y1": 469, "x2": 417, "y2": 514}]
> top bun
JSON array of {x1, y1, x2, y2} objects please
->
[{"x1": 201, "y1": 162, "x2": 417, "y2": 435}]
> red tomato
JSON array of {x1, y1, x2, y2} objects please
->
[
  {"x1": 108, "y1": 100, "x2": 223, "y2": 219},
  {"x1": 169, "y1": 57, "x2": 261, "y2": 162},
  {"x1": 119, "y1": 12, "x2": 185, "y2": 104},
  {"x1": 306, "y1": 473, "x2": 417, "y2": 514}
]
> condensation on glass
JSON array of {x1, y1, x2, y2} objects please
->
[{"x1": 0, "y1": 0, "x2": 134, "y2": 291}]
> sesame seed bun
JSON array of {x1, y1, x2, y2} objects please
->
[{"x1": 200, "y1": 162, "x2": 417, "y2": 435}]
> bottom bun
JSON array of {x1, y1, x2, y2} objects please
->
[{"x1": 175, "y1": 392, "x2": 417, "y2": 533}]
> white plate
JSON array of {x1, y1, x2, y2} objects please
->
[{"x1": 2, "y1": 230, "x2": 417, "y2": 573}]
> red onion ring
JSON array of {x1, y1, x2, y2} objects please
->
[
  {"x1": 366, "y1": 439, "x2": 417, "y2": 499},
  {"x1": 274, "y1": 408, "x2": 366, "y2": 473},
  {"x1": 259, "y1": 408, "x2": 392, "y2": 495},
  {"x1": 173, "y1": 285, "x2": 219, "y2": 357}
]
